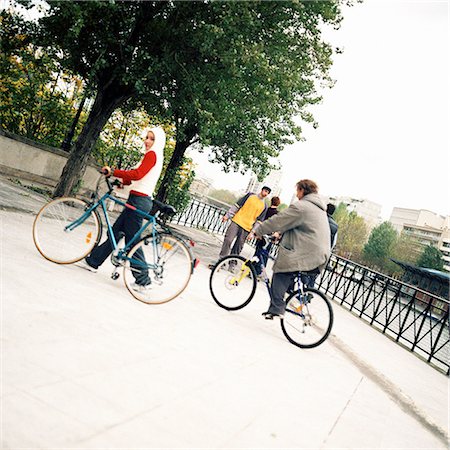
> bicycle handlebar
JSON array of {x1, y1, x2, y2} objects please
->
[{"x1": 261, "y1": 234, "x2": 277, "y2": 249}]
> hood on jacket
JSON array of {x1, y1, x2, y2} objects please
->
[
  {"x1": 301, "y1": 193, "x2": 327, "y2": 211},
  {"x1": 141, "y1": 126, "x2": 166, "y2": 153}
]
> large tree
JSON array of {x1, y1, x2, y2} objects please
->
[
  {"x1": 16, "y1": 0, "x2": 345, "y2": 199},
  {"x1": 333, "y1": 204, "x2": 368, "y2": 260},
  {"x1": 417, "y1": 245, "x2": 444, "y2": 271},
  {"x1": 0, "y1": 10, "x2": 80, "y2": 147},
  {"x1": 363, "y1": 222, "x2": 398, "y2": 269},
  {"x1": 147, "y1": 1, "x2": 344, "y2": 201}
]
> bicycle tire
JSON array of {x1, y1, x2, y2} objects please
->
[
  {"x1": 281, "y1": 288, "x2": 333, "y2": 348},
  {"x1": 33, "y1": 197, "x2": 101, "y2": 264},
  {"x1": 209, "y1": 255, "x2": 257, "y2": 311},
  {"x1": 161, "y1": 231, "x2": 197, "y2": 274},
  {"x1": 123, "y1": 234, "x2": 192, "y2": 305}
]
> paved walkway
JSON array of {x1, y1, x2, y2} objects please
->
[{"x1": 1, "y1": 174, "x2": 448, "y2": 449}]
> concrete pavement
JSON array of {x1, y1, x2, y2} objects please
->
[{"x1": 1, "y1": 174, "x2": 449, "y2": 449}]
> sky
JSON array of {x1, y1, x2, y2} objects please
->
[{"x1": 188, "y1": 0, "x2": 449, "y2": 220}]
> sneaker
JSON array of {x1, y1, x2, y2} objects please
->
[
  {"x1": 130, "y1": 282, "x2": 152, "y2": 292},
  {"x1": 77, "y1": 259, "x2": 98, "y2": 273},
  {"x1": 262, "y1": 311, "x2": 284, "y2": 320}
]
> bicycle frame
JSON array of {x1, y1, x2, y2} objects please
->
[
  {"x1": 252, "y1": 239, "x2": 309, "y2": 317},
  {"x1": 65, "y1": 188, "x2": 159, "y2": 269}
]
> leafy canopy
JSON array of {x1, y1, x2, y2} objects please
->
[
  {"x1": 21, "y1": 0, "x2": 345, "y2": 177},
  {"x1": 363, "y1": 222, "x2": 398, "y2": 268},
  {"x1": 417, "y1": 245, "x2": 444, "y2": 271}
]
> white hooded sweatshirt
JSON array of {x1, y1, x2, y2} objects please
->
[{"x1": 113, "y1": 126, "x2": 166, "y2": 197}]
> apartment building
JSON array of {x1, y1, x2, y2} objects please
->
[
  {"x1": 189, "y1": 177, "x2": 212, "y2": 199},
  {"x1": 438, "y1": 217, "x2": 450, "y2": 272},
  {"x1": 389, "y1": 207, "x2": 445, "y2": 232},
  {"x1": 246, "y1": 169, "x2": 282, "y2": 198},
  {"x1": 389, "y1": 208, "x2": 450, "y2": 272},
  {"x1": 328, "y1": 196, "x2": 382, "y2": 229}
]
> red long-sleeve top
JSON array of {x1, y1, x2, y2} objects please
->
[{"x1": 113, "y1": 151, "x2": 157, "y2": 197}]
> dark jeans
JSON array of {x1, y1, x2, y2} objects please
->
[
  {"x1": 270, "y1": 268, "x2": 320, "y2": 315},
  {"x1": 300, "y1": 273, "x2": 318, "y2": 289},
  {"x1": 86, "y1": 194, "x2": 153, "y2": 285},
  {"x1": 268, "y1": 272, "x2": 297, "y2": 315},
  {"x1": 254, "y1": 240, "x2": 271, "y2": 275}
]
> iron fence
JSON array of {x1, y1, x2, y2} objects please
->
[
  {"x1": 172, "y1": 199, "x2": 450, "y2": 374},
  {"x1": 317, "y1": 255, "x2": 450, "y2": 374},
  {"x1": 173, "y1": 199, "x2": 229, "y2": 235}
]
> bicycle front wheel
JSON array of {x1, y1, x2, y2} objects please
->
[
  {"x1": 123, "y1": 234, "x2": 192, "y2": 304},
  {"x1": 33, "y1": 197, "x2": 101, "y2": 264},
  {"x1": 281, "y1": 288, "x2": 333, "y2": 348},
  {"x1": 209, "y1": 255, "x2": 257, "y2": 311}
]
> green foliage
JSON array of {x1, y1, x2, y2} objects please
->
[
  {"x1": 0, "y1": 10, "x2": 83, "y2": 147},
  {"x1": 13, "y1": 0, "x2": 348, "y2": 197},
  {"x1": 391, "y1": 232, "x2": 418, "y2": 265},
  {"x1": 155, "y1": 1, "x2": 346, "y2": 179},
  {"x1": 417, "y1": 245, "x2": 444, "y2": 271},
  {"x1": 333, "y1": 203, "x2": 368, "y2": 260},
  {"x1": 93, "y1": 108, "x2": 150, "y2": 169},
  {"x1": 363, "y1": 222, "x2": 398, "y2": 270},
  {"x1": 208, "y1": 189, "x2": 238, "y2": 206},
  {"x1": 162, "y1": 163, "x2": 195, "y2": 213}
]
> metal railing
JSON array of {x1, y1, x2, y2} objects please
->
[
  {"x1": 172, "y1": 199, "x2": 450, "y2": 374},
  {"x1": 317, "y1": 255, "x2": 450, "y2": 374},
  {"x1": 172, "y1": 199, "x2": 229, "y2": 235}
]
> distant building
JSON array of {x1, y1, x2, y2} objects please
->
[
  {"x1": 403, "y1": 224, "x2": 443, "y2": 256},
  {"x1": 329, "y1": 196, "x2": 382, "y2": 229},
  {"x1": 189, "y1": 177, "x2": 212, "y2": 199},
  {"x1": 246, "y1": 169, "x2": 282, "y2": 197},
  {"x1": 439, "y1": 222, "x2": 450, "y2": 272},
  {"x1": 389, "y1": 207, "x2": 445, "y2": 233},
  {"x1": 389, "y1": 208, "x2": 450, "y2": 272}
]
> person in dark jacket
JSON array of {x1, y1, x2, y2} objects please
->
[
  {"x1": 254, "y1": 196, "x2": 280, "y2": 275},
  {"x1": 326, "y1": 203, "x2": 339, "y2": 250}
]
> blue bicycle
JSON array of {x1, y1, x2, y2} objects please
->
[
  {"x1": 33, "y1": 175, "x2": 195, "y2": 304},
  {"x1": 209, "y1": 236, "x2": 333, "y2": 348}
]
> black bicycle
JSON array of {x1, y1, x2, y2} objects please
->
[{"x1": 209, "y1": 236, "x2": 333, "y2": 348}]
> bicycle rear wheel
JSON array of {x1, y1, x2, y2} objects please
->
[
  {"x1": 209, "y1": 255, "x2": 257, "y2": 311},
  {"x1": 123, "y1": 234, "x2": 192, "y2": 304},
  {"x1": 33, "y1": 197, "x2": 101, "y2": 264},
  {"x1": 281, "y1": 288, "x2": 333, "y2": 348}
]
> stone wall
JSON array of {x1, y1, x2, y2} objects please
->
[{"x1": 0, "y1": 129, "x2": 99, "y2": 193}]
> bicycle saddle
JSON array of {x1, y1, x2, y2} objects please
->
[{"x1": 153, "y1": 199, "x2": 177, "y2": 216}]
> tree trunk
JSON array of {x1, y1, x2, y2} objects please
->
[
  {"x1": 53, "y1": 85, "x2": 131, "y2": 198},
  {"x1": 156, "y1": 125, "x2": 196, "y2": 203},
  {"x1": 61, "y1": 93, "x2": 87, "y2": 152}
]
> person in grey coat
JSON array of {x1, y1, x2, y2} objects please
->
[{"x1": 250, "y1": 179, "x2": 331, "y2": 319}]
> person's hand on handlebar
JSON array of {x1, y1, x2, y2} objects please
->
[
  {"x1": 99, "y1": 166, "x2": 112, "y2": 177},
  {"x1": 269, "y1": 231, "x2": 282, "y2": 243},
  {"x1": 247, "y1": 231, "x2": 260, "y2": 240}
]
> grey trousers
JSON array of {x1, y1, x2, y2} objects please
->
[
  {"x1": 219, "y1": 221, "x2": 249, "y2": 259},
  {"x1": 268, "y1": 271, "x2": 297, "y2": 315}
]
